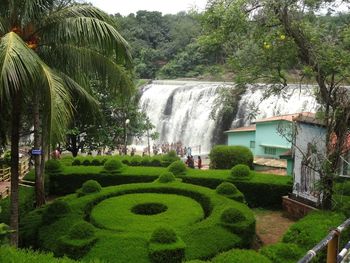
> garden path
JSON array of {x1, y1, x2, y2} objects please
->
[{"x1": 254, "y1": 209, "x2": 295, "y2": 246}]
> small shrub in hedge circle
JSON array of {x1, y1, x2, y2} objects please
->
[
  {"x1": 68, "y1": 221, "x2": 95, "y2": 240},
  {"x1": 131, "y1": 155, "x2": 142, "y2": 166},
  {"x1": 212, "y1": 249, "x2": 271, "y2": 263},
  {"x1": 132, "y1": 203, "x2": 168, "y2": 215},
  {"x1": 231, "y1": 164, "x2": 250, "y2": 178},
  {"x1": 168, "y1": 161, "x2": 186, "y2": 176},
  {"x1": 158, "y1": 172, "x2": 176, "y2": 183},
  {"x1": 209, "y1": 145, "x2": 253, "y2": 169},
  {"x1": 216, "y1": 182, "x2": 245, "y2": 203},
  {"x1": 150, "y1": 227, "x2": 177, "y2": 244},
  {"x1": 150, "y1": 157, "x2": 162, "y2": 167},
  {"x1": 42, "y1": 200, "x2": 70, "y2": 224},
  {"x1": 103, "y1": 159, "x2": 123, "y2": 173},
  {"x1": 260, "y1": 243, "x2": 304, "y2": 263},
  {"x1": 141, "y1": 156, "x2": 151, "y2": 166},
  {"x1": 220, "y1": 207, "x2": 246, "y2": 224},
  {"x1": 77, "y1": 180, "x2": 102, "y2": 197}
]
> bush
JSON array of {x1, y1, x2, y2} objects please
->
[
  {"x1": 150, "y1": 227, "x2": 177, "y2": 244},
  {"x1": 20, "y1": 208, "x2": 44, "y2": 248},
  {"x1": 231, "y1": 164, "x2": 250, "y2": 178},
  {"x1": 220, "y1": 207, "x2": 246, "y2": 224},
  {"x1": 42, "y1": 200, "x2": 70, "y2": 225},
  {"x1": 209, "y1": 145, "x2": 253, "y2": 169},
  {"x1": 68, "y1": 221, "x2": 95, "y2": 240},
  {"x1": 91, "y1": 159, "x2": 101, "y2": 166},
  {"x1": 151, "y1": 156, "x2": 162, "y2": 167},
  {"x1": 132, "y1": 203, "x2": 168, "y2": 215},
  {"x1": 260, "y1": 243, "x2": 304, "y2": 263},
  {"x1": 57, "y1": 236, "x2": 96, "y2": 259},
  {"x1": 77, "y1": 180, "x2": 101, "y2": 197},
  {"x1": 141, "y1": 156, "x2": 151, "y2": 166},
  {"x1": 45, "y1": 159, "x2": 62, "y2": 173},
  {"x1": 168, "y1": 161, "x2": 186, "y2": 176},
  {"x1": 72, "y1": 159, "x2": 81, "y2": 166},
  {"x1": 158, "y1": 172, "x2": 176, "y2": 183},
  {"x1": 212, "y1": 249, "x2": 271, "y2": 263},
  {"x1": 130, "y1": 155, "x2": 143, "y2": 166},
  {"x1": 216, "y1": 182, "x2": 245, "y2": 203},
  {"x1": 82, "y1": 159, "x2": 91, "y2": 166},
  {"x1": 162, "y1": 150, "x2": 180, "y2": 167},
  {"x1": 102, "y1": 159, "x2": 123, "y2": 174}
]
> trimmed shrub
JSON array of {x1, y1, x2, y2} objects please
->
[
  {"x1": 209, "y1": 145, "x2": 253, "y2": 169},
  {"x1": 130, "y1": 155, "x2": 143, "y2": 166},
  {"x1": 77, "y1": 180, "x2": 101, "y2": 197},
  {"x1": 168, "y1": 161, "x2": 186, "y2": 176},
  {"x1": 158, "y1": 172, "x2": 176, "y2": 183},
  {"x1": 149, "y1": 227, "x2": 185, "y2": 263},
  {"x1": 60, "y1": 155, "x2": 73, "y2": 166},
  {"x1": 91, "y1": 159, "x2": 101, "y2": 166},
  {"x1": 68, "y1": 221, "x2": 95, "y2": 240},
  {"x1": 102, "y1": 159, "x2": 123, "y2": 175},
  {"x1": 231, "y1": 164, "x2": 250, "y2": 179},
  {"x1": 151, "y1": 156, "x2": 162, "y2": 167},
  {"x1": 20, "y1": 208, "x2": 44, "y2": 248},
  {"x1": 72, "y1": 159, "x2": 81, "y2": 166},
  {"x1": 260, "y1": 243, "x2": 304, "y2": 263},
  {"x1": 220, "y1": 207, "x2": 246, "y2": 224},
  {"x1": 42, "y1": 200, "x2": 70, "y2": 225},
  {"x1": 216, "y1": 182, "x2": 245, "y2": 203},
  {"x1": 57, "y1": 236, "x2": 96, "y2": 259},
  {"x1": 150, "y1": 227, "x2": 177, "y2": 244},
  {"x1": 45, "y1": 159, "x2": 62, "y2": 173},
  {"x1": 162, "y1": 150, "x2": 180, "y2": 167},
  {"x1": 141, "y1": 156, "x2": 151, "y2": 166},
  {"x1": 212, "y1": 249, "x2": 271, "y2": 263},
  {"x1": 82, "y1": 159, "x2": 91, "y2": 166}
]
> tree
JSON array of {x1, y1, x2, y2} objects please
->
[
  {"x1": 0, "y1": 0, "x2": 131, "y2": 246},
  {"x1": 203, "y1": 0, "x2": 350, "y2": 209}
]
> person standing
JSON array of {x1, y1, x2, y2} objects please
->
[{"x1": 197, "y1": 156, "x2": 202, "y2": 169}]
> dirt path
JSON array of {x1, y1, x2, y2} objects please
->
[{"x1": 254, "y1": 209, "x2": 295, "y2": 246}]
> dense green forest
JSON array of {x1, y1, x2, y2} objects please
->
[{"x1": 113, "y1": 8, "x2": 350, "y2": 81}]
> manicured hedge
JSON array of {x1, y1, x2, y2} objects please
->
[
  {"x1": 209, "y1": 145, "x2": 253, "y2": 169},
  {"x1": 259, "y1": 243, "x2": 304, "y2": 263},
  {"x1": 212, "y1": 249, "x2": 271, "y2": 263},
  {"x1": 23, "y1": 182, "x2": 255, "y2": 262}
]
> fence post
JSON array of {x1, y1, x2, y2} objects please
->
[{"x1": 327, "y1": 230, "x2": 339, "y2": 263}]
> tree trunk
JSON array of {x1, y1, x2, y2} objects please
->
[
  {"x1": 70, "y1": 135, "x2": 79, "y2": 157},
  {"x1": 33, "y1": 91, "x2": 44, "y2": 207},
  {"x1": 37, "y1": 111, "x2": 48, "y2": 207},
  {"x1": 10, "y1": 91, "x2": 21, "y2": 247}
]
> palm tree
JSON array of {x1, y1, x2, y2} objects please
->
[{"x1": 0, "y1": 0, "x2": 132, "y2": 246}]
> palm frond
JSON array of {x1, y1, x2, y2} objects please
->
[
  {"x1": 0, "y1": 32, "x2": 41, "y2": 101},
  {"x1": 40, "y1": 64, "x2": 73, "y2": 143},
  {"x1": 40, "y1": 44, "x2": 134, "y2": 96},
  {"x1": 40, "y1": 15, "x2": 132, "y2": 64}
]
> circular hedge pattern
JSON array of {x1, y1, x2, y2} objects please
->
[
  {"x1": 91, "y1": 193, "x2": 204, "y2": 232},
  {"x1": 131, "y1": 203, "x2": 168, "y2": 215}
]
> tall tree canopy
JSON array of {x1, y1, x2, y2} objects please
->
[{"x1": 203, "y1": 0, "x2": 350, "y2": 208}]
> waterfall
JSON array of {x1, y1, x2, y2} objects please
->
[{"x1": 136, "y1": 80, "x2": 319, "y2": 154}]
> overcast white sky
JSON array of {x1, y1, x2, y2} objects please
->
[{"x1": 87, "y1": 0, "x2": 208, "y2": 15}]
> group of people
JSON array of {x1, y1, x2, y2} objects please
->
[{"x1": 185, "y1": 155, "x2": 202, "y2": 169}]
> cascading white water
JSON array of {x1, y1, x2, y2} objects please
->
[{"x1": 137, "y1": 80, "x2": 319, "y2": 154}]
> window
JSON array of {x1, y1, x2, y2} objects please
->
[
  {"x1": 264, "y1": 147, "x2": 276, "y2": 155},
  {"x1": 341, "y1": 152, "x2": 350, "y2": 177},
  {"x1": 250, "y1": 141, "x2": 255, "y2": 149}
]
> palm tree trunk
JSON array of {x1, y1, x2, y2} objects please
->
[
  {"x1": 33, "y1": 91, "x2": 44, "y2": 207},
  {"x1": 38, "y1": 110, "x2": 49, "y2": 207},
  {"x1": 10, "y1": 91, "x2": 21, "y2": 247}
]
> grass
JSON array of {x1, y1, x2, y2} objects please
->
[
  {"x1": 27, "y1": 181, "x2": 255, "y2": 262},
  {"x1": 91, "y1": 193, "x2": 204, "y2": 233}
]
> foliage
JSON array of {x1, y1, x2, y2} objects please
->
[
  {"x1": 42, "y1": 200, "x2": 70, "y2": 225},
  {"x1": 150, "y1": 227, "x2": 177, "y2": 244},
  {"x1": 168, "y1": 161, "x2": 187, "y2": 176},
  {"x1": 102, "y1": 159, "x2": 123, "y2": 174},
  {"x1": 260, "y1": 243, "x2": 304, "y2": 263},
  {"x1": 215, "y1": 182, "x2": 245, "y2": 203},
  {"x1": 220, "y1": 207, "x2": 246, "y2": 224},
  {"x1": 209, "y1": 145, "x2": 253, "y2": 169},
  {"x1": 45, "y1": 160, "x2": 62, "y2": 173},
  {"x1": 68, "y1": 221, "x2": 95, "y2": 240},
  {"x1": 162, "y1": 150, "x2": 180, "y2": 167},
  {"x1": 0, "y1": 246, "x2": 76, "y2": 263},
  {"x1": 27, "y1": 181, "x2": 254, "y2": 261},
  {"x1": 148, "y1": 238, "x2": 186, "y2": 263},
  {"x1": 158, "y1": 172, "x2": 176, "y2": 183},
  {"x1": 231, "y1": 164, "x2": 250, "y2": 178},
  {"x1": 131, "y1": 202, "x2": 168, "y2": 215},
  {"x1": 77, "y1": 180, "x2": 102, "y2": 197},
  {"x1": 212, "y1": 249, "x2": 271, "y2": 263}
]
